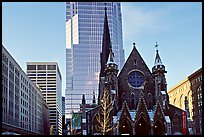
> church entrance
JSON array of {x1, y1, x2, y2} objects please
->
[
  {"x1": 120, "y1": 119, "x2": 132, "y2": 135},
  {"x1": 153, "y1": 120, "x2": 165, "y2": 135},
  {"x1": 135, "y1": 117, "x2": 150, "y2": 135}
]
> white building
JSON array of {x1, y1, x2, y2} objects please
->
[
  {"x1": 26, "y1": 62, "x2": 62, "y2": 135},
  {"x1": 2, "y1": 45, "x2": 49, "y2": 135}
]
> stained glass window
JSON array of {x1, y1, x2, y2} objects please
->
[{"x1": 128, "y1": 71, "x2": 144, "y2": 88}]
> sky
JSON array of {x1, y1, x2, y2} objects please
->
[{"x1": 2, "y1": 2, "x2": 202, "y2": 97}]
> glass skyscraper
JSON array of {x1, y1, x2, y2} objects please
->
[{"x1": 65, "y1": 2, "x2": 125, "y2": 119}]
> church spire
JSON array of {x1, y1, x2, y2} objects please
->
[
  {"x1": 100, "y1": 3, "x2": 112, "y2": 77},
  {"x1": 107, "y1": 44, "x2": 115, "y2": 64},
  {"x1": 82, "y1": 94, "x2": 86, "y2": 104},
  {"x1": 92, "y1": 90, "x2": 96, "y2": 104},
  {"x1": 154, "y1": 42, "x2": 163, "y2": 67}
]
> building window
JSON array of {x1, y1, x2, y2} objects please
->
[
  {"x1": 197, "y1": 85, "x2": 202, "y2": 92},
  {"x1": 37, "y1": 65, "x2": 46, "y2": 70},
  {"x1": 27, "y1": 65, "x2": 36, "y2": 70},
  {"x1": 122, "y1": 93, "x2": 125, "y2": 103},
  {"x1": 131, "y1": 93, "x2": 135, "y2": 109},
  {"x1": 47, "y1": 65, "x2": 56, "y2": 70},
  {"x1": 198, "y1": 93, "x2": 202, "y2": 100}
]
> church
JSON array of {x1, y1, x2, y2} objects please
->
[{"x1": 78, "y1": 6, "x2": 189, "y2": 135}]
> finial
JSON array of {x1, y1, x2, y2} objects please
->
[
  {"x1": 104, "y1": 2, "x2": 107, "y2": 10},
  {"x1": 133, "y1": 42, "x2": 136, "y2": 47},
  {"x1": 155, "y1": 42, "x2": 158, "y2": 53}
]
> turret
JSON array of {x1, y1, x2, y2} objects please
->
[
  {"x1": 104, "y1": 46, "x2": 119, "y2": 104},
  {"x1": 152, "y1": 42, "x2": 168, "y2": 108}
]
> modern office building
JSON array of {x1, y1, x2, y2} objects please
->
[
  {"x1": 65, "y1": 2, "x2": 125, "y2": 119},
  {"x1": 2, "y1": 45, "x2": 50, "y2": 135},
  {"x1": 26, "y1": 62, "x2": 62, "y2": 135},
  {"x1": 168, "y1": 68, "x2": 202, "y2": 135}
]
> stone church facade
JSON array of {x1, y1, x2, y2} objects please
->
[{"x1": 79, "y1": 6, "x2": 189, "y2": 135}]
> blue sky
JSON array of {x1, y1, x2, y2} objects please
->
[{"x1": 2, "y1": 2, "x2": 202, "y2": 96}]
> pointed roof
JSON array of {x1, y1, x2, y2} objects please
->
[
  {"x1": 92, "y1": 90, "x2": 96, "y2": 104},
  {"x1": 134, "y1": 97, "x2": 151, "y2": 126},
  {"x1": 82, "y1": 94, "x2": 86, "y2": 104},
  {"x1": 100, "y1": 4, "x2": 112, "y2": 77},
  {"x1": 118, "y1": 43, "x2": 153, "y2": 78},
  {"x1": 118, "y1": 101, "x2": 132, "y2": 123},
  {"x1": 107, "y1": 47, "x2": 115, "y2": 64},
  {"x1": 153, "y1": 102, "x2": 166, "y2": 124},
  {"x1": 154, "y1": 49, "x2": 163, "y2": 66}
]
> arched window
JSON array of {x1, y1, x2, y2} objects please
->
[
  {"x1": 173, "y1": 98, "x2": 177, "y2": 105},
  {"x1": 122, "y1": 93, "x2": 126, "y2": 103},
  {"x1": 180, "y1": 94, "x2": 185, "y2": 109},
  {"x1": 148, "y1": 93, "x2": 152, "y2": 109},
  {"x1": 197, "y1": 85, "x2": 202, "y2": 92},
  {"x1": 131, "y1": 93, "x2": 135, "y2": 109},
  {"x1": 188, "y1": 90, "x2": 192, "y2": 102}
]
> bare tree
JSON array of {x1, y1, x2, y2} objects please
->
[
  {"x1": 95, "y1": 85, "x2": 114, "y2": 135},
  {"x1": 50, "y1": 125, "x2": 54, "y2": 135}
]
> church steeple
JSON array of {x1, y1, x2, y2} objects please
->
[
  {"x1": 92, "y1": 90, "x2": 96, "y2": 104},
  {"x1": 152, "y1": 42, "x2": 168, "y2": 107},
  {"x1": 154, "y1": 49, "x2": 163, "y2": 66},
  {"x1": 100, "y1": 3, "x2": 112, "y2": 77},
  {"x1": 98, "y1": 3, "x2": 112, "y2": 105},
  {"x1": 152, "y1": 42, "x2": 166, "y2": 73},
  {"x1": 82, "y1": 94, "x2": 86, "y2": 104},
  {"x1": 107, "y1": 45, "x2": 115, "y2": 64}
]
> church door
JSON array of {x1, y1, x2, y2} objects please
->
[
  {"x1": 120, "y1": 119, "x2": 132, "y2": 135},
  {"x1": 135, "y1": 117, "x2": 150, "y2": 135},
  {"x1": 153, "y1": 120, "x2": 165, "y2": 135}
]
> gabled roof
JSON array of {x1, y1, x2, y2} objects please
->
[
  {"x1": 152, "y1": 102, "x2": 166, "y2": 123},
  {"x1": 118, "y1": 45, "x2": 153, "y2": 78},
  {"x1": 117, "y1": 101, "x2": 132, "y2": 123},
  {"x1": 134, "y1": 97, "x2": 150, "y2": 122}
]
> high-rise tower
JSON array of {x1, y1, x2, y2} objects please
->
[
  {"x1": 26, "y1": 62, "x2": 62, "y2": 135},
  {"x1": 65, "y1": 2, "x2": 125, "y2": 119}
]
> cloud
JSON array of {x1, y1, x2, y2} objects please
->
[{"x1": 121, "y1": 3, "x2": 170, "y2": 39}]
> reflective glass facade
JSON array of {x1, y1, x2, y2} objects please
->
[{"x1": 65, "y1": 2, "x2": 125, "y2": 118}]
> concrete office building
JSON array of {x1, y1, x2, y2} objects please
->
[
  {"x1": 2, "y1": 45, "x2": 50, "y2": 135},
  {"x1": 168, "y1": 68, "x2": 202, "y2": 134},
  {"x1": 26, "y1": 62, "x2": 62, "y2": 135},
  {"x1": 65, "y1": 2, "x2": 125, "y2": 119}
]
